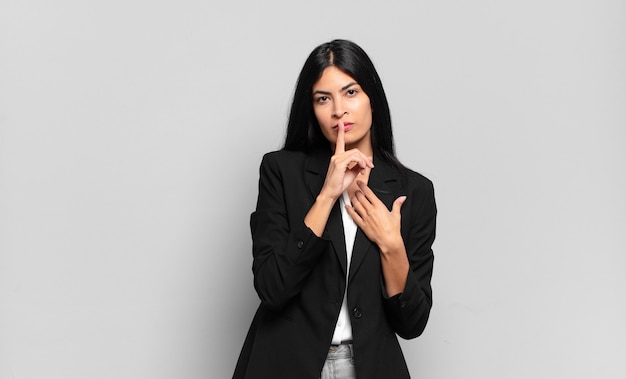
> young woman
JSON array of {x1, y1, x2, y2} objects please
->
[{"x1": 233, "y1": 39, "x2": 437, "y2": 379}]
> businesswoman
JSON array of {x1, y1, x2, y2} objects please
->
[{"x1": 233, "y1": 39, "x2": 437, "y2": 379}]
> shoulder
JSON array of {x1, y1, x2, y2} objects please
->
[
  {"x1": 396, "y1": 166, "x2": 437, "y2": 223},
  {"x1": 256, "y1": 150, "x2": 317, "y2": 182},
  {"x1": 400, "y1": 166, "x2": 435, "y2": 198},
  {"x1": 260, "y1": 148, "x2": 331, "y2": 172},
  {"x1": 258, "y1": 150, "x2": 308, "y2": 171},
  {"x1": 261, "y1": 149, "x2": 307, "y2": 163}
]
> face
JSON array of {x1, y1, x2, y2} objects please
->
[{"x1": 312, "y1": 66, "x2": 373, "y2": 153}]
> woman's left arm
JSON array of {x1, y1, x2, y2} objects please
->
[{"x1": 347, "y1": 178, "x2": 436, "y2": 339}]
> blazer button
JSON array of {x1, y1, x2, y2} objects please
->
[
  {"x1": 297, "y1": 240, "x2": 304, "y2": 248},
  {"x1": 352, "y1": 307, "x2": 362, "y2": 319}
]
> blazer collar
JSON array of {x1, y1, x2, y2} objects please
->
[{"x1": 304, "y1": 148, "x2": 403, "y2": 280}]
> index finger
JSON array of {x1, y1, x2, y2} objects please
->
[{"x1": 335, "y1": 121, "x2": 345, "y2": 155}]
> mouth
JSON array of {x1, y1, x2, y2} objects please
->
[{"x1": 332, "y1": 122, "x2": 354, "y2": 131}]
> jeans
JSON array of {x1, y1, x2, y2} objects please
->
[{"x1": 320, "y1": 344, "x2": 356, "y2": 379}]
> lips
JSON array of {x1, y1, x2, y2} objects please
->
[{"x1": 333, "y1": 122, "x2": 354, "y2": 131}]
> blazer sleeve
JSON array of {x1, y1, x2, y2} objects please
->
[
  {"x1": 383, "y1": 178, "x2": 436, "y2": 339},
  {"x1": 250, "y1": 152, "x2": 330, "y2": 310}
]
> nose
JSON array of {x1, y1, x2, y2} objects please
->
[{"x1": 332, "y1": 100, "x2": 347, "y2": 118}]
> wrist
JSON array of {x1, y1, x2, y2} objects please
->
[
  {"x1": 316, "y1": 190, "x2": 339, "y2": 205},
  {"x1": 378, "y1": 236, "x2": 405, "y2": 257}
]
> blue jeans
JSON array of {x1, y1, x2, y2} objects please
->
[{"x1": 320, "y1": 344, "x2": 356, "y2": 379}]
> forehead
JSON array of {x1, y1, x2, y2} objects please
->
[{"x1": 312, "y1": 66, "x2": 358, "y2": 91}]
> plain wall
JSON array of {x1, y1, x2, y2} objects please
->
[{"x1": 1, "y1": 1, "x2": 625, "y2": 378}]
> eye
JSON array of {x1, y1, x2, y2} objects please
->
[
  {"x1": 346, "y1": 89, "x2": 358, "y2": 96},
  {"x1": 315, "y1": 96, "x2": 329, "y2": 104}
]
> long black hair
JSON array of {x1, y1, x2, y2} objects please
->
[{"x1": 283, "y1": 39, "x2": 404, "y2": 171}]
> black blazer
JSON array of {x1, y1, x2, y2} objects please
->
[{"x1": 233, "y1": 148, "x2": 436, "y2": 379}]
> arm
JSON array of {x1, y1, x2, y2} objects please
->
[
  {"x1": 384, "y1": 180, "x2": 436, "y2": 339},
  {"x1": 305, "y1": 121, "x2": 373, "y2": 236},
  {"x1": 347, "y1": 180, "x2": 409, "y2": 296},
  {"x1": 252, "y1": 123, "x2": 373, "y2": 310},
  {"x1": 347, "y1": 178, "x2": 437, "y2": 339},
  {"x1": 250, "y1": 153, "x2": 330, "y2": 310}
]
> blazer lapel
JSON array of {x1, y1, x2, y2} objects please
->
[
  {"x1": 348, "y1": 158, "x2": 402, "y2": 284},
  {"x1": 305, "y1": 149, "x2": 348, "y2": 276}
]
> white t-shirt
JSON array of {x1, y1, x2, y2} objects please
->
[{"x1": 331, "y1": 191, "x2": 357, "y2": 345}]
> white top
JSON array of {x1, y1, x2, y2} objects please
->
[{"x1": 331, "y1": 191, "x2": 357, "y2": 345}]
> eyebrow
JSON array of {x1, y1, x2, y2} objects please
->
[{"x1": 312, "y1": 81, "x2": 358, "y2": 96}]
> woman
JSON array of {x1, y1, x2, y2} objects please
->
[{"x1": 233, "y1": 39, "x2": 436, "y2": 379}]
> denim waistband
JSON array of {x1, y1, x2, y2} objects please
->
[{"x1": 326, "y1": 343, "x2": 353, "y2": 360}]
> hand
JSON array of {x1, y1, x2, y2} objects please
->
[
  {"x1": 319, "y1": 121, "x2": 374, "y2": 201},
  {"x1": 346, "y1": 180, "x2": 407, "y2": 253}
]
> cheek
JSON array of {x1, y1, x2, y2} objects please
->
[
  {"x1": 353, "y1": 98, "x2": 372, "y2": 118},
  {"x1": 312, "y1": 108, "x2": 331, "y2": 138},
  {"x1": 359, "y1": 103, "x2": 373, "y2": 124},
  {"x1": 313, "y1": 107, "x2": 329, "y2": 126}
]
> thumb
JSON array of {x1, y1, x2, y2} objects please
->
[{"x1": 392, "y1": 196, "x2": 407, "y2": 214}]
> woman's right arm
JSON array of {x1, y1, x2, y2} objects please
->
[
  {"x1": 306, "y1": 122, "x2": 373, "y2": 236},
  {"x1": 252, "y1": 125, "x2": 372, "y2": 310},
  {"x1": 250, "y1": 153, "x2": 331, "y2": 310}
]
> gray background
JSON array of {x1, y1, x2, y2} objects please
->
[{"x1": 1, "y1": 1, "x2": 625, "y2": 378}]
